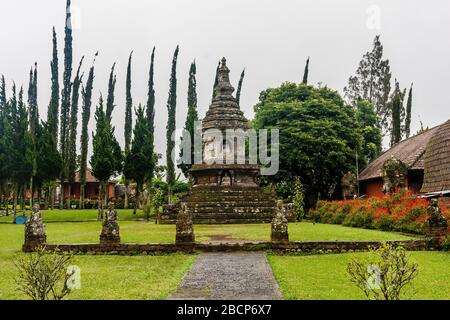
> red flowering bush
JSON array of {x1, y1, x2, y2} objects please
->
[{"x1": 309, "y1": 191, "x2": 450, "y2": 236}]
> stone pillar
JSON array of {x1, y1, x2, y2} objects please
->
[
  {"x1": 23, "y1": 204, "x2": 47, "y2": 252},
  {"x1": 100, "y1": 202, "x2": 120, "y2": 245},
  {"x1": 427, "y1": 199, "x2": 448, "y2": 245},
  {"x1": 271, "y1": 200, "x2": 289, "y2": 243},
  {"x1": 176, "y1": 203, "x2": 195, "y2": 244}
]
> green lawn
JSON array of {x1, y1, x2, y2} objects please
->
[
  {"x1": 0, "y1": 211, "x2": 443, "y2": 300},
  {"x1": 268, "y1": 252, "x2": 450, "y2": 300},
  {"x1": 0, "y1": 223, "x2": 196, "y2": 300},
  {"x1": 0, "y1": 209, "x2": 150, "y2": 223}
]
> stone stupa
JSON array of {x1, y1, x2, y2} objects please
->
[{"x1": 161, "y1": 58, "x2": 277, "y2": 224}]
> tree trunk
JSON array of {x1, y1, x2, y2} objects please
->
[
  {"x1": 97, "y1": 182, "x2": 103, "y2": 221},
  {"x1": 80, "y1": 183, "x2": 85, "y2": 209},
  {"x1": 124, "y1": 181, "x2": 129, "y2": 209},
  {"x1": 104, "y1": 181, "x2": 108, "y2": 209},
  {"x1": 67, "y1": 184, "x2": 72, "y2": 209},
  {"x1": 60, "y1": 181, "x2": 64, "y2": 210},
  {"x1": 29, "y1": 176, "x2": 34, "y2": 208},
  {"x1": 133, "y1": 183, "x2": 140, "y2": 215},
  {"x1": 13, "y1": 191, "x2": 17, "y2": 217}
]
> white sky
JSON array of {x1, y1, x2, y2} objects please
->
[{"x1": 1, "y1": 0, "x2": 449, "y2": 160}]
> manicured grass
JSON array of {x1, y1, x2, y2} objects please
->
[
  {"x1": 0, "y1": 209, "x2": 150, "y2": 223},
  {"x1": 0, "y1": 220, "x2": 417, "y2": 245},
  {"x1": 0, "y1": 224, "x2": 196, "y2": 300},
  {"x1": 268, "y1": 252, "x2": 450, "y2": 300}
]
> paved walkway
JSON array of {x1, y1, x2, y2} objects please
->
[{"x1": 169, "y1": 252, "x2": 283, "y2": 300}]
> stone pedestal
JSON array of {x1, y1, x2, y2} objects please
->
[
  {"x1": 23, "y1": 204, "x2": 47, "y2": 252},
  {"x1": 176, "y1": 203, "x2": 195, "y2": 244},
  {"x1": 271, "y1": 201, "x2": 289, "y2": 243},
  {"x1": 100, "y1": 203, "x2": 120, "y2": 245}
]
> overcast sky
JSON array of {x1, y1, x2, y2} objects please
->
[{"x1": 1, "y1": 0, "x2": 449, "y2": 159}]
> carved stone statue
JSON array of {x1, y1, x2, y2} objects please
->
[
  {"x1": 176, "y1": 203, "x2": 195, "y2": 244},
  {"x1": 427, "y1": 199, "x2": 448, "y2": 244},
  {"x1": 23, "y1": 204, "x2": 47, "y2": 251},
  {"x1": 100, "y1": 202, "x2": 120, "y2": 244},
  {"x1": 428, "y1": 199, "x2": 448, "y2": 227},
  {"x1": 271, "y1": 200, "x2": 289, "y2": 243}
]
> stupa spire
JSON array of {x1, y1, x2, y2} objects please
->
[{"x1": 214, "y1": 57, "x2": 235, "y2": 100}]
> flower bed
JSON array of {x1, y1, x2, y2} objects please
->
[{"x1": 309, "y1": 191, "x2": 450, "y2": 236}]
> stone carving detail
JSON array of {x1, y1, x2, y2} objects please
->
[
  {"x1": 271, "y1": 200, "x2": 289, "y2": 243},
  {"x1": 176, "y1": 203, "x2": 195, "y2": 244},
  {"x1": 24, "y1": 204, "x2": 47, "y2": 250},
  {"x1": 100, "y1": 202, "x2": 120, "y2": 244},
  {"x1": 427, "y1": 199, "x2": 448, "y2": 244}
]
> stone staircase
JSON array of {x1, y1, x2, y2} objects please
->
[{"x1": 161, "y1": 186, "x2": 277, "y2": 224}]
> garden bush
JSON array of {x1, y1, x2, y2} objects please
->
[{"x1": 309, "y1": 191, "x2": 450, "y2": 236}]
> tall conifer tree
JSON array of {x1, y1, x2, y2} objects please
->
[
  {"x1": 179, "y1": 61, "x2": 198, "y2": 178},
  {"x1": 302, "y1": 57, "x2": 310, "y2": 84},
  {"x1": 405, "y1": 84, "x2": 413, "y2": 138},
  {"x1": 166, "y1": 46, "x2": 179, "y2": 194},
  {"x1": 67, "y1": 57, "x2": 84, "y2": 208},
  {"x1": 60, "y1": 0, "x2": 73, "y2": 209},
  {"x1": 47, "y1": 27, "x2": 59, "y2": 145},
  {"x1": 124, "y1": 51, "x2": 133, "y2": 209},
  {"x1": 79, "y1": 53, "x2": 97, "y2": 208},
  {"x1": 236, "y1": 68, "x2": 245, "y2": 105},
  {"x1": 105, "y1": 63, "x2": 116, "y2": 123}
]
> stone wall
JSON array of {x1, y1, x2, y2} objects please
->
[{"x1": 38, "y1": 239, "x2": 431, "y2": 255}]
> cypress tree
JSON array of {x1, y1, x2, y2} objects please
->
[
  {"x1": 146, "y1": 47, "x2": 156, "y2": 131},
  {"x1": 166, "y1": 45, "x2": 179, "y2": 195},
  {"x1": 405, "y1": 83, "x2": 413, "y2": 138},
  {"x1": 179, "y1": 61, "x2": 198, "y2": 178},
  {"x1": 105, "y1": 63, "x2": 117, "y2": 123},
  {"x1": 390, "y1": 80, "x2": 403, "y2": 146},
  {"x1": 90, "y1": 96, "x2": 112, "y2": 219},
  {"x1": 235, "y1": 68, "x2": 245, "y2": 105},
  {"x1": 79, "y1": 53, "x2": 97, "y2": 208},
  {"x1": 27, "y1": 63, "x2": 38, "y2": 206},
  {"x1": 123, "y1": 52, "x2": 133, "y2": 209},
  {"x1": 145, "y1": 47, "x2": 156, "y2": 187},
  {"x1": 302, "y1": 57, "x2": 310, "y2": 85},
  {"x1": 67, "y1": 57, "x2": 84, "y2": 209},
  {"x1": 0, "y1": 75, "x2": 6, "y2": 107},
  {"x1": 47, "y1": 27, "x2": 59, "y2": 145},
  {"x1": 124, "y1": 104, "x2": 153, "y2": 215},
  {"x1": 60, "y1": 0, "x2": 73, "y2": 209}
]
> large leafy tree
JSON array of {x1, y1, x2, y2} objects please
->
[
  {"x1": 166, "y1": 46, "x2": 179, "y2": 192},
  {"x1": 79, "y1": 54, "x2": 96, "y2": 208},
  {"x1": 179, "y1": 61, "x2": 198, "y2": 178},
  {"x1": 344, "y1": 35, "x2": 392, "y2": 135},
  {"x1": 60, "y1": 0, "x2": 73, "y2": 209},
  {"x1": 124, "y1": 105, "x2": 154, "y2": 214},
  {"x1": 253, "y1": 83, "x2": 364, "y2": 209}
]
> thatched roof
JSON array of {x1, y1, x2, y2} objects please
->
[
  {"x1": 421, "y1": 119, "x2": 450, "y2": 192},
  {"x1": 359, "y1": 125, "x2": 440, "y2": 181}
]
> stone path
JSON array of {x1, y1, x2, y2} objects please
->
[{"x1": 169, "y1": 252, "x2": 283, "y2": 300}]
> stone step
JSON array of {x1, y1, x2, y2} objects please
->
[
  {"x1": 191, "y1": 207, "x2": 274, "y2": 215},
  {"x1": 188, "y1": 201, "x2": 275, "y2": 208},
  {"x1": 193, "y1": 213, "x2": 273, "y2": 220}
]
